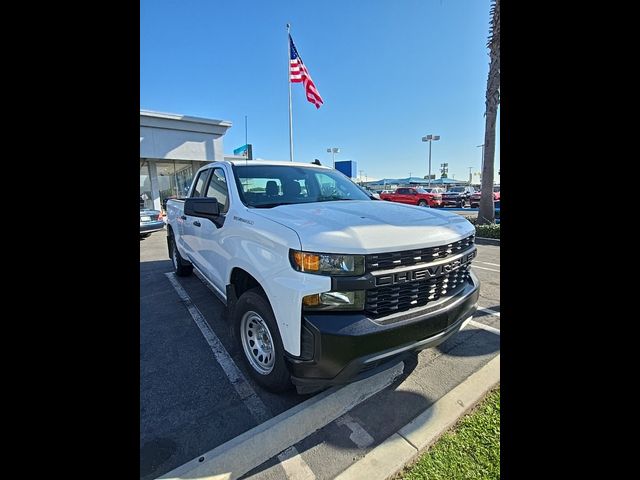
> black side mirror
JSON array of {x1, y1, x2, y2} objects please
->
[{"x1": 185, "y1": 197, "x2": 220, "y2": 218}]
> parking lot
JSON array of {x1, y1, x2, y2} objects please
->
[{"x1": 140, "y1": 229, "x2": 500, "y2": 480}]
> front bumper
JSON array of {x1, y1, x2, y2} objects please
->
[
  {"x1": 287, "y1": 272, "x2": 479, "y2": 393},
  {"x1": 442, "y1": 198, "x2": 463, "y2": 205}
]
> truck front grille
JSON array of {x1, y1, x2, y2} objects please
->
[
  {"x1": 365, "y1": 264, "x2": 471, "y2": 318},
  {"x1": 365, "y1": 234, "x2": 475, "y2": 271}
]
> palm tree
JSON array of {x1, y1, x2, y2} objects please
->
[{"x1": 477, "y1": 0, "x2": 500, "y2": 225}]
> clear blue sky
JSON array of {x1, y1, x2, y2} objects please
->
[{"x1": 141, "y1": 0, "x2": 499, "y2": 182}]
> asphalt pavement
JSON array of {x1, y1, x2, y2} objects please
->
[{"x1": 140, "y1": 228, "x2": 500, "y2": 479}]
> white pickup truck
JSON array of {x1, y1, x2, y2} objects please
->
[{"x1": 167, "y1": 160, "x2": 479, "y2": 394}]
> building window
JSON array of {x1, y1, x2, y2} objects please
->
[
  {"x1": 140, "y1": 161, "x2": 153, "y2": 210},
  {"x1": 156, "y1": 160, "x2": 195, "y2": 211}
]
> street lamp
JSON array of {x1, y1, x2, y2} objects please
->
[
  {"x1": 327, "y1": 147, "x2": 340, "y2": 168},
  {"x1": 422, "y1": 135, "x2": 440, "y2": 187}
]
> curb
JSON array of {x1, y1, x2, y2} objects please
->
[
  {"x1": 334, "y1": 354, "x2": 500, "y2": 480},
  {"x1": 158, "y1": 361, "x2": 405, "y2": 480},
  {"x1": 475, "y1": 237, "x2": 500, "y2": 245}
]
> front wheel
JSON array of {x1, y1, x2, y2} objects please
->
[
  {"x1": 234, "y1": 288, "x2": 292, "y2": 392},
  {"x1": 418, "y1": 200, "x2": 428, "y2": 207}
]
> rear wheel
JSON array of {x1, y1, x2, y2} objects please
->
[
  {"x1": 170, "y1": 232, "x2": 193, "y2": 277},
  {"x1": 234, "y1": 288, "x2": 292, "y2": 392},
  {"x1": 418, "y1": 200, "x2": 428, "y2": 207}
]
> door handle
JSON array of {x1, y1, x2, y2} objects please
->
[
  {"x1": 180, "y1": 215, "x2": 187, "y2": 220},
  {"x1": 193, "y1": 221, "x2": 201, "y2": 227}
]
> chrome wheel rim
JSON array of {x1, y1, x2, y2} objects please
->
[{"x1": 240, "y1": 311, "x2": 275, "y2": 375}]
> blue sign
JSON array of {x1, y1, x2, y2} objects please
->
[
  {"x1": 335, "y1": 160, "x2": 357, "y2": 178},
  {"x1": 233, "y1": 144, "x2": 249, "y2": 155}
]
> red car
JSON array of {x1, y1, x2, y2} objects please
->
[
  {"x1": 470, "y1": 186, "x2": 500, "y2": 208},
  {"x1": 379, "y1": 187, "x2": 443, "y2": 207}
]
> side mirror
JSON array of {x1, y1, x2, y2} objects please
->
[{"x1": 185, "y1": 197, "x2": 220, "y2": 219}]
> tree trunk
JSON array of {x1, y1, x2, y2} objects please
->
[{"x1": 477, "y1": 0, "x2": 500, "y2": 225}]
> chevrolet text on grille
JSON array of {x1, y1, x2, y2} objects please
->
[{"x1": 373, "y1": 249, "x2": 477, "y2": 287}]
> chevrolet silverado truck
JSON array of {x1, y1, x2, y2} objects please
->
[
  {"x1": 441, "y1": 186, "x2": 476, "y2": 208},
  {"x1": 379, "y1": 187, "x2": 443, "y2": 207},
  {"x1": 469, "y1": 186, "x2": 500, "y2": 208},
  {"x1": 167, "y1": 160, "x2": 479, "y2": 394}
]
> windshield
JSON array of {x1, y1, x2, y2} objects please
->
[
  {"x1": 448, "y1": 187, "x2": 465, "y2": 193},
  {"x1": 415, "y1": 188, "x2": 429, "y2": 193},
  {"x1": 233, "y1": 164, "x2": 371, "y2": 208}
]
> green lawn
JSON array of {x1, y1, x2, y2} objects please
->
[{"x1": 401, "y1": 387, "x2": 500, "y2": 480}]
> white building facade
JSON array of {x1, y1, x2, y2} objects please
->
[{"x1": 140, "y1": 110, "x2": 232, "y2": 211}]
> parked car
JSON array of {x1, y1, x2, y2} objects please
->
[
  {"x1": 167, "y1": 160, "x2": 479, "y2": 394},
  {"x1": 469, "y1": 186, "x2": 500, "y2": 208},
  {"x1": 357, "y1": 185, "x2": 381, "y2": 200},
  {"x1": 442, "y1": 186, "x2": 476, "y2": 207},
  {"x1": 379, "y1": 187, "x2": 442, "y2": 207},
  {"x1": 140, "y1": 208, "x2": 165, "y2": 238},
  {"x1": 494, "y1": 200, "x2": 500, "y2": 224}
]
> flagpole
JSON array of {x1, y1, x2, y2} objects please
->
[{"x1": 287, "y1": 23, "x2": 294, "y2": 162}]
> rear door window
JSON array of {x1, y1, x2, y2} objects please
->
[{"x1": 191, "y1": 170, "x2": 210, "y2": 198}]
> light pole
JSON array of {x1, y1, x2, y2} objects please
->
[
  {"x1": 422, "y1": 135, "x2": 440, "y2": 187},
  {"x1": 327, "y1": 147, "x2": 340, "y2": 168},
  {"x1": 477, "y1": 144, "x2": 485, "y2": 182}
]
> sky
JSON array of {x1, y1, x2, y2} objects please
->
[{"x1": 140, "y1": 0, "x2": 499, "y2": 183}]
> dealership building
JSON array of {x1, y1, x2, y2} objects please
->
[{"x1": 140, "y1": 110, "x2": 232, "y2": 211}]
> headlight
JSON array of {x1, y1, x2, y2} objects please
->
[
  {"x1": 302, "y1": 291, "x2": 365, "y2": 311},
  {"x1": 290, "y1": 250, "x2": 365, "y2": 276}
]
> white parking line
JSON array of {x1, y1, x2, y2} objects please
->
[
  {"x1": 467, "y1": 319, "x2": 501, "y2": 335},
  {"x1": 165, "y1": 272, "x2": 315, "y2": 479},
  {"x1": 477, "y1": 261, "x2": 500, "y2": 267},
  {"x1": 477, "y1": 307, "x2": 500, "y2": 317},
  {"x1": 165, "y1": 272, "x2": 270, "y2": 422},
  {"x1": 472, "y1": 265, "x2": 500, "y2": 272},
  {"x1": 336, "y1": 414, "x2": 375, "y2": 448},
  {"x1": 277, "y1": 446, "x2": 316, "y2": 480}
]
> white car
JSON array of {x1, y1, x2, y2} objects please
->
[{"x1": 167, "y1": 160, "x2": 479, "y2": 394}]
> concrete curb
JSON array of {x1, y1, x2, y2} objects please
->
[
  {"x1": 158, "y1": 361, "x2": 404, "y2": 480},
  {"x1": 475, "y1": 237, "x2": 500, "y2": 245},
  {"x1": 334, "y1": 354, "x2": 500, "y2": 480}
]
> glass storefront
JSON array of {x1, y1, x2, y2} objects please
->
[
  {"x1": 140, "y1": 161, "x2": 153, "y2": 210},
  {"x1": 156, "y1": 160, "x2": 195, "y2": 211}
]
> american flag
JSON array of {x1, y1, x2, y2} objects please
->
[{"x1": 289, "y1": 34, "x2": 324, "y2": 109}]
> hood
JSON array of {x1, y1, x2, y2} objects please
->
[
  {"x1": 443, "y1": 191, "x2": 463, "y2": 196},
  {"x1": 253, "y1": 200, "x2": 475, "y2": 254}
]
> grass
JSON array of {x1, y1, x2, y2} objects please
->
[{"x1": 400, "y1": 387, "x2": 500, "y2": 480}]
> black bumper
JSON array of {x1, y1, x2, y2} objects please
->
[{"x1": 287, "y1": 272, "x2": 479, "y2": 393}]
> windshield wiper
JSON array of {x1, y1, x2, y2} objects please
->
[
  {"x1": 252, "y1": 202, "x2": 299, "y2": 208},
  {"x1": 316, "y1": 196, "x2": 355, "y2": 202}
]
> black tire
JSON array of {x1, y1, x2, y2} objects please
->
[
  {"x1": 234, "y1": 287, "x2": 292, "y2": 392},
  {"x1": 170, "y1": 232, "x2": 193, "y2": 277},
  {"x1": 140, "y1": 233, "x2": 150, "y2": 239},
  {"x1": 418, "y1": 200, "x2": 428, "y2": 207}
]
